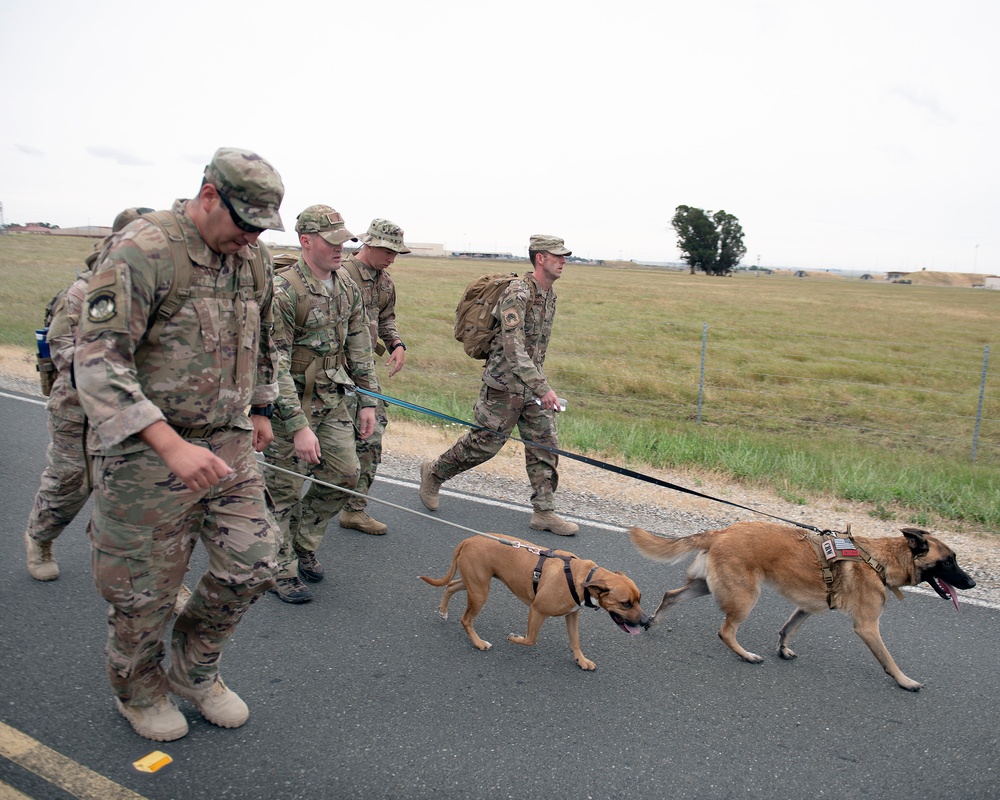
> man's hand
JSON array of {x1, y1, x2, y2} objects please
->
[
  {"x1": 538, "y1": 389, "x2": 561, "y2": 411},
  {"x1": 251, "y1": 415, "x2": 274, "y2": 452},
  {"x1": 385, "y1": 345, "x2": 406, "y2": 378},
  {"x1": 140, "y1": 420, "x2": 233, "y2": 491},
  {"x1": 293, "y1": 426, "x2": 322, "y2": 464},
  {"x1": 357, "y1": 406, "x2": 376, "y2": 440}
]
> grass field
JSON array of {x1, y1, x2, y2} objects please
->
[{"x1": 2, "y1": 233, "x2": 998, "y2": 532}]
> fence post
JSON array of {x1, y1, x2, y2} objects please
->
[
  {"x1": 697, "y1": 323, "x2": 707, "y2": 425},
  {"x1": 972, "y1": 344, "x2": 989, "y2": 461}
]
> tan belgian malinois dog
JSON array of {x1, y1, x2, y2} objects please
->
[
  {"x1": 629, "y1": 523, "x2": 976, "y2": 690},
  {"x1": 421, "y1": 535, "x2": 651, "y2": 670}
]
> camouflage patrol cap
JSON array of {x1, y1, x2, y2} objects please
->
[
  {"x1": 295, "y1": 205, "x2": 358, "y2": 245},
  {"x1": 363, "y1": 218, "x2": 411, "y2": 254},
  {"x1": 529, "y1": 234, "x2": 571, "y2": 256},
  {"x1": 112, "y1": 206, "x2": 155, "y2": 233},
  {"x1": 203, "y1": 147, "x2": 285, "y2": 231}
]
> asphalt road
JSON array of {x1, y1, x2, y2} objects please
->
[{"x1": 1, "y1": 390, "x2": 998, "y2": 800}]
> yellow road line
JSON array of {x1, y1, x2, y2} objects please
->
[
  {"x1": 0, "y1": 722, "x2": 149, "y2": 800},
  {"x1": 0, "y1": 780, "x2": 34, "y2": 800}
]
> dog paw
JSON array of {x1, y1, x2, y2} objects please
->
[
  {"x1": 436, "y1": 610, "x2": 449, "y2": 621},
  {"x1": 576, "y1": 658, "x2": 597, "y2": 671},
  {"x1": 741, "y1": 652, "x2": 765, "y2": 664},
  {"x1": 896, "y1": 678, "x2": 923, "y2": 692},
  {"x1": 778, "y1": 646, "x2": 797, "y2": 660},
  {"x1": 474, "y1": 640, "x2": 492, "y2": 651}
]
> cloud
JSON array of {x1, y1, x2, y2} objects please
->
[
  {"x1": 15, "y1": 143, "x2": 44, "y2": 157},
  {"x1": 889, "y1": 85, "x2": 957, "y2": 124},
  {"x1": 86, "y1": 146, "x2": 151, "y2": 166}
]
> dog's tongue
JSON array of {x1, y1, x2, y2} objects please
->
[{"x1": 941, "y1": 580, "x2": 960, "y2": 611}]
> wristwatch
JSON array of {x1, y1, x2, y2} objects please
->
[
  {"x1": 389, "y1": 341, "x2": 406, "y2": 353},
  {"x1": 249, "y1": 404, "x2": 274, "y2": 418}
]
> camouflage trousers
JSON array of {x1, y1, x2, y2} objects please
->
[
  {"x1": 25, "y1": 413, "x2": 91, "y2": 544},
  {"x1": 89, "y1": 428, "x2": 277, "y2": 706},
  {"x1": 262, "y1": 400, "x2": 360, "y2": 578},
  {"x1": 342, "y1": 395, "x2": 388, "y2": 514},
  {"x1": 432, "y1": 385, "x2": 560, "y2": 512}
]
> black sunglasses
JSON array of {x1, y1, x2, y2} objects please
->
[{"x1": 218, "y1": 191, "x2": 265, "y2": 234}]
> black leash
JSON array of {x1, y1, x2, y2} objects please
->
[{"x1": 357, "y1": 388, "x2": 827, "y2": 535}]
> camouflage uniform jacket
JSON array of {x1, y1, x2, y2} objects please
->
[
  {"x1": 74, "y1": 199, "x2": 279, "y2": 454},
  {"x1": 342, "y1": 253, "x2": 401, "y2": 353},
  {"x1": 482, "y1": 272, "x2": 555, "y2": 399},
  {"x1": 272, "y1": 257, "x2": 379, "y2": 434}
]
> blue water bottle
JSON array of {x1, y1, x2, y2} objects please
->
[{"x1": 36, "y1": 328, "x2": 51, "y2": 359}]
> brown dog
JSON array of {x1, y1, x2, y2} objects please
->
[
  {"x1": 629, "y1": 523, "x2": 976, "y2": 690},
  {"x1": 420, "y1": 535, "x2": 650, "y2": 670}
]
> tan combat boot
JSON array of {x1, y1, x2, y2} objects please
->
[
  {"x1": 25, "y1": 531, "x2": 59, "y2": 581},
  {"x1": 530, "y1": 511, "x2": 579, "y2": 536},
  {"x1": 419, "y1": 461, "x2": 442, "y2": 511},
  {"x1": 115, "y1": 695, "x2": 189, "y2": 742},
  {"x1": 339, "y1": 510, "x2": 388, "y2": 535},
  {"x1": 169, "y1": 674, "x2": 249, "y2": 729}
]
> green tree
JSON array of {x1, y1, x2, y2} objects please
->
[
  {"x1": 671, "y1": 205, "x2": 746, "y2": 275},
  {"x1": 713, "y1": 210, "x2": 747, "y2": 275}
]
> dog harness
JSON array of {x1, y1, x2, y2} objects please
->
[
  {"x1": 531, "y1": 550, "x2": 600, "y2": 609},
  {"x1": 808, "y1": 529, "x2": 904, "y2": 608}
]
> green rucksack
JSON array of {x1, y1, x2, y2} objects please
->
[{"x1": 453, "y1": 272, "x2": 534, "y2": 360}]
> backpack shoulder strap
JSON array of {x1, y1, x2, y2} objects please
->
[
  {"x1": 275, "y1": 262, "x2": 310, "y2": 330},
  {"x1": 247, "y1": 243, "x2": 268, "y2": 306},
  {"x1": 134, "y1": 210, "x2": 192, "y2": 367},
  {"x1": 340, "y1": 257, "x2": 365, "y2": 291}
]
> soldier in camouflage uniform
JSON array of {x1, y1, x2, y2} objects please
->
[
  {"x1": 262, "y1": 205, "x2": 379, "y2": 603},
  {"x1": 24, "y1": 207, "x2": 152, "y2": 581},
  {"x1": 420, "y1": 234, "x2": 579, "y2": 536},
  {"x1": 73, "y1": 148, "x2": 285, "y2": 742},
  {"x1": 337, "y1": 218, "x2": 411, "y2": 536}
]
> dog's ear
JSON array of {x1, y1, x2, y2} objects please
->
[
  {"x1": 583, "y1": 578, "x2": 609, "y2": 595},
  {"x1": 900, "y1": 528, "x2": 931, "y2": 557}
]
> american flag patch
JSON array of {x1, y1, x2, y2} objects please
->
[{"x1": 834, "y1": 537, "x2": 860, "y2": 557}]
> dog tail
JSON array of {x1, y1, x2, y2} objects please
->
[
  {"x1": 419, "y1": 545, "x2": 461, "y2": 587},
  {"x1": 629, "y1": 526, "x2": 707, "y2": 563}
]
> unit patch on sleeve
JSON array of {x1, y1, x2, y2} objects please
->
[
  {"x1": 87, "y1": 291, "x2": 118, "y2": 323},
  {"x1": 502, "y1": 308, "x2": 521, "y2": 328}
]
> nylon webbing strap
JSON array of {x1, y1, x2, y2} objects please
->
[
  {"x1": 531, "y1": 550, "x2": 582, "y2": 606},
  {"x1": 356, "y1": 387, "x2": 825, "y2": 533}
]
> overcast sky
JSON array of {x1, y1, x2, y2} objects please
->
[{"x1": 1, "y1": 0, "x2": 997, "y2": 273}]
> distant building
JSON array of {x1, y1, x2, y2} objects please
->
[
  {"x1": 984, "y1": 276, "x2": 1000, "y2": 290},
  {"x1": 859, "y1": 273, "x2": 874, "y2": 281},
  {"x1": 449, "y1": 250, "x2": 516, "y2": 260},
  {"x1": 51, "y1": 226, "x2": 109, "y2": 238},
  {"x1": 406, "y1": 242, "x2": 446, "y2": 257},
  {"x1": 793, "y1": 270, "x2": 807, "y2": 278},
  {"x1": 886, "y1": 271, "x2": 911, "y2": 282}
]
